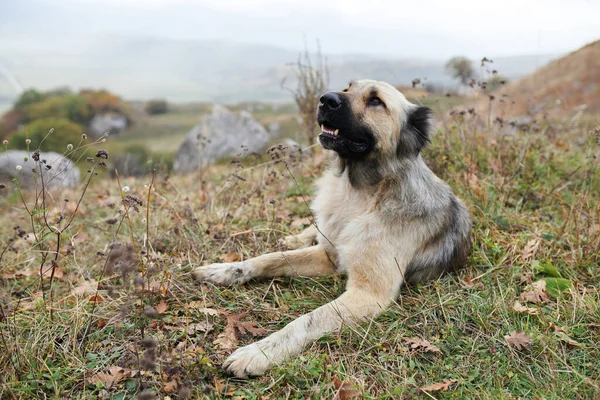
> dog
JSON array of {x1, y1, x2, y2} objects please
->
[{"x1": 193, "y1": 79, "x2": 472, "y2": 378}]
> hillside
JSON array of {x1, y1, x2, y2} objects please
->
[{"x1": 489, "y1": 40, "x2": 600, "y2": 119}]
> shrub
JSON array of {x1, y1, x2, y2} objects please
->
[
  {"x1": 22, "y1": 96, "x2": 69, "y2": 123},
  {"x1": 11, "y1": 117, "x2": 84, "y2": 155},
  {"x1": 14, "y1": 88, "x2": 45, "y2": 109},
  {"x1": 145, "y1": 99, "x2": 169, "y2": 115}
]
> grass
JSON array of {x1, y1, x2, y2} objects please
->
[{"x1": 0, "y1": 103, "x2": 599, "y2": 399}]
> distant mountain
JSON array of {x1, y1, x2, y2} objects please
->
[{"x1": 0, "y1": 35, "x2": 560, "y2": 108}]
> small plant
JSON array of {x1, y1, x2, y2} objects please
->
[{"x1": 283, "y1": 40, "x2": 329, "y2": 146}]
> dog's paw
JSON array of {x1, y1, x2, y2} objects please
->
[
  {"x1": 193, "y1": 261, "x2": 254, "y2": 285},
  {"x1": 279, "y1": 235, "x2": 312, "y2": 250},
  {"x1": 223, "y1": 343, "x2": 273, "y2": 378}
]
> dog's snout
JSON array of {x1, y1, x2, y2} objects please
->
[{"x1": 319, "y1": 92, "x2": 342, "y2": 110}]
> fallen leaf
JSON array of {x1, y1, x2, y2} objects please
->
[
  {"x1": 505, "y1": 331, "x2": 532, "y2": 350},
  {"x1": 332, "y1": 376, "x2": 361, "y2": 400},
  {"x1": 520, "y1": 279, "x2": 549, "y2": 303},
  {"x1": 520, "y1": 238, "x2": 540, "y2": 262},
  {"x1": 72, "y1": 279, "x2": 98, "y2": 296},
  {"x1": 88, "y1": 366, "x2": 132, "y2": 388},
  {"x1": 97, "y1": 318, "x2": 108, "y2": 328},
  {"x1": 513, "y1": 301, "x2": 539, "y2": 315},
  {"x1": 554, "y1": 331, "x2": 582, "y2": 347},
  {"x1": 155, "y1": 300, "x2": 169, "y2": 314},
  {"x1": 1, "y1": 266, "x2": 66, "y2": 280},
  {"x1": 404, "y1": 337, "x2": 441, "y2": 353},
  {"x1": 421, "y1": 379, "x2": 458, "y2": 392},
  {"x1": 187, "y1": 322, "x2": 214, "y2": 335},
  {"x1": 291, "y1": 217, "x2": 312, "y2": 228},
  {"x1": 220, "y1": 253, "x2": 240, "y2": 263},
  {"x1": 163, "y1": 379, "x2": 178, "y2": 393},
  {"x1": 89, "y1": 294, "x2": 104, "y2": 303},
  {"x1": 197, "y1": 307, "x2": 220, "y2": 316},
  {"x1": 213, "y1": 312, "x2": 266, "y2": 351},
  {"x1": 71, "y1": 231, "x2": 90, "y2": 247}
]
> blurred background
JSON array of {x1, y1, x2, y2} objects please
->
[{"x1": 1, "y1": 0, "x2": 599, "y2": 177}]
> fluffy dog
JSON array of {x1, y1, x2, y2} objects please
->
[{"x1": 194, "y1": 79, "x2": 472, "y2": 377}]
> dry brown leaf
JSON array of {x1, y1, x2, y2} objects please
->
[
  {"x1": 71, "y1": 231, "x2": 90, "y2": 247},
  {"x1": 220, "y1": 253, "x2": 240, "y2": 263},
  {"x1": 89, "y1": 294, "x2": 104, "y2": 303},
  {"x1": 155, "y1": 299, "x2": 169, "y2": 315},
  {"x1": 72, "y1": 279, "x2": 98, "y2": 296},
  {"x1": 213, "y1": 321, "x2": 238, "y2": 351},
  {"x1": 404, "y1": 337, "x2": 441, "y2": 353},
  {"x1": 163, "y1": 379, "x2": 178, "y2": 393},
  {"x1": 88, "y1": 366, "x2": 132, "y2": 388},
  {"x1": 1, "y1": 266, "x2": 66, "y2": 280},
  {"x1": 421, "y1": 379, "x2": 458, "y2": 392},
  {"x1": 521, "y1": 238, "x2": 541, "y2": 262},
  {"x1": 513, "y1": 301, "x2": 539, "y2": 315},
  {"x1": 520, "y1": 279, "x2": 550, "y2": 303},
  {"x1": 332, "y1": 376, "x2": 361, "y2": 400},
  {"x1": 196, "y1": 307, "x2": 220, "y2": 316},
  {"x1": 186, "y1": 321, "x2": 214, "y2": 334},
  {"x1": 213, "y1": 312, "x2": 266, "y2": 351},
  {"x1": 186, "y1": 300, "x2": 216, "y2": 310},
  {"x1": 505, "y1": 331, "x2": 532, "y2": 350},
  {"x1": 291, "y1": 217, "x2": 312, "y2": 228}
]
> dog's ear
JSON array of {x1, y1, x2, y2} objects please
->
[{"x1": 397, "y1": 106, "x2": 434, "y2": 158}]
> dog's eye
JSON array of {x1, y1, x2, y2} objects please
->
[{"x1": 367, "y1": 97, "x2": 383, "y2": 107}]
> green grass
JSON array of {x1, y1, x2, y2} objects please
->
[{"x1": 0, "y1": 107, "x2": 599, "y2": 399}]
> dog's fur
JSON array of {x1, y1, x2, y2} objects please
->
[{"x1": 193, "y1": 80, "x2": 472, "y2": 378}]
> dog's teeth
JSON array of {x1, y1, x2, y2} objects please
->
[{"x1": 334, "y1": 129, "x2": 339, "y2": 136}]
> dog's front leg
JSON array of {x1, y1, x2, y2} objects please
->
[
  {"x1": 223, "y1": 257, "x2": 405, "y2": 377},
  {"x1": 193, "y1": 245, "x2": 336, "y2": 285},
  {"x1": 280, "y1": 224, "x2": 318, "y2": 249}
]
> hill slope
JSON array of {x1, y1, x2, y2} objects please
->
[{"x1": 490, "y1": 40, "x2": 600, "y2": 118}]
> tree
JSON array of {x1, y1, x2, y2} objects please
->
[{"x1": 445, "y1": 56, "x2": 474, "y2": 86}]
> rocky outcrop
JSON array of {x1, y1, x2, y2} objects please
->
[
  {"x1": 174, "y1": 105, "x2": 270, "y2": 172},
  {"x1": 0, "y1": 150, "x2": 80, "y2": 190}
]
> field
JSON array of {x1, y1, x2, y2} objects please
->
[{"x1": 0, "y1": 97, "x2": 599, "y2": 399}]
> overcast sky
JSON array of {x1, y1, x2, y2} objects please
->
[{"x1": 1, "y1": 0, "x2": 599, "y2": 59}]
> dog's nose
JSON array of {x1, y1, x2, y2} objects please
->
[{"x1": 319, "y1": 92, "x2": 342, "y2": 110}]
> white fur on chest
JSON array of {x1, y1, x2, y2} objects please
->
[{"x1": 311, "y1": 171, "x2": 378, "y2": 269}]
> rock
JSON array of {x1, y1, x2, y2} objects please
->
[
  {"x1": 88, "y1": 112, "x2": 128, "y2": 137},
  {"x1": 268, "y1": 121, "x2": 281, "y2": 136},
  {"x1": 0, "y1": 150, "x2": 81, "y2": 190},
  {"x1": 174, "y1": 105, "x2": 270, "y2": 172}
]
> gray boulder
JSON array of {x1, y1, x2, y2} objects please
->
[
  {"x1": 174, "y1": 105, "x2": 270, "y2": 172},
  {"x1": 0, "y1": 151, "x2": 81, "y2": 190},
  {"x1": 88, "y1": 112, "x2": 128, "y2": 137}
]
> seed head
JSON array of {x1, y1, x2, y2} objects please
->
[
  {"x1": 95, "y1": 149, "x2": 109, "y2": 159},
  {"x1": 67, "y1": 144, "x2": 73, "y2": 151},
  {"x1": 15, "y1": 165, "x2": 22, "y2": 171}
]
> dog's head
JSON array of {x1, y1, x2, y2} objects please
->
[{"x1": 317, "y1": 80, "x2": 434, "y2": 160}]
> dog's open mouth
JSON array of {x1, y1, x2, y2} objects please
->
[
  {"x1": 318, "y1": 122, "x2": 370, "y2": 154},
  {"x1": 320, "y1": 124, "x2": 339, "y2": 138}
]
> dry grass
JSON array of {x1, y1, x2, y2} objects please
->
[{"x1": 0, "y1": 108, "x2": 599, "y2": 399}]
